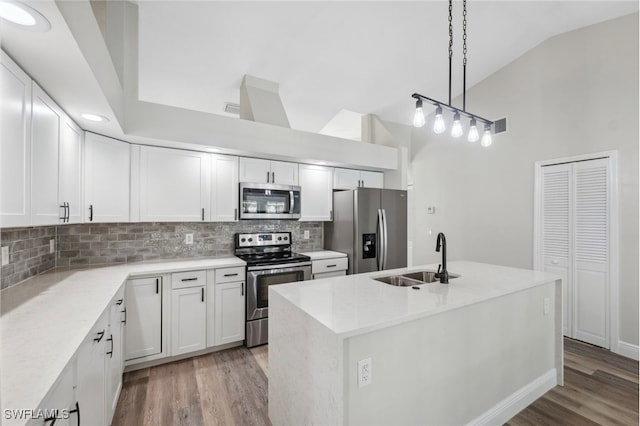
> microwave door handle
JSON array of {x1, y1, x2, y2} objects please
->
[{"x1": 290, "y1": 191, "x2": 294, "y2": 213}]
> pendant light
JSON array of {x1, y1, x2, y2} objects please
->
[{"x1": 411, "y1": 0, "x2": 495, "y2": 147}]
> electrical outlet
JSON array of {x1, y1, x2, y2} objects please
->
[
  {"x1": 49, "y1": 239, "x2": 55, "y2": 254},
  {"x1": 185, "y1": 234, "x2": 194, "y2": 245},
  {"x1": 427, "y1": 206, "x2": 436, "y2": 214},
  {"x1": 1, "y1": 246, "x2": 9, "y2": 266},
  {"x1": 543, "y1": 297, "x2": 550, "y2": 316},
  {"x1": 303, "y1": 230, "x2": 310, "y2": 240},
  {"x1": 357, "y1": 358, "x2": 372, "y2": 388}
]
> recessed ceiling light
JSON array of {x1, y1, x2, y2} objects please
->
[
  {"x1": 0, "y1": 0, "x2": 50, "y2": 31},
  {"x1": 81, "y1": 113, "x2": 109, "y2": 123}
]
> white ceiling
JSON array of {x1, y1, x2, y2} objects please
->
[
  {"x1": 1, "y1": 1, "x2": 638, "y2": 142},
  {"x1": 135, "y1": 1, "x2": 639, "y2": 134}
]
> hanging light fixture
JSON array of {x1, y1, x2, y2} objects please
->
[{"x1": 411, "y1": 0, "x2": 495, "y2": 147}]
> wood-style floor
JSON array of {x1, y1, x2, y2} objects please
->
[{"x1": 113, "y1": 338, "x2": 638, "y2": 426}]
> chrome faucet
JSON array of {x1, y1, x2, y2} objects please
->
[{"x1": 435, "y1": 232, "x2": 449, "y2": 284}]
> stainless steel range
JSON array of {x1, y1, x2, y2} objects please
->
[{"x1": 235, "y1": 232, "x2": 311, "y2": 347}]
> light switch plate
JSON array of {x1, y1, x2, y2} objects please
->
[
  {"x1": 303, "y1": 230, "x2": 310, "y2": 240},
  {"x1": 427, "y1": 206, "x2": 436, "y2": 214},
  {"x1": 49, "y1": 239, "x2": 55, "y2": 254},
  {"x1": 185, "y1": 234, "x2": 194, "y2": 245},
  {"x1": 1, "y1": 246, "x2": 8, "y2": 266}
]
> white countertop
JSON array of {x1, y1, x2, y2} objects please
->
[
  {"x1": 0, "y1": 257, "x2": 244, "y2": 425},
  {"x1": 270, "y1": 261, "x2": 561, "y2": 339},
  {"x1": 299, "y1": 250, "x2": 347, "y2": 260}
]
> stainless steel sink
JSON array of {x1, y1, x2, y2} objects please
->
[
  {"x1": 402, "y1": 270, "x2": 460, "y2": 283},
  {"x1": 374, "y1": 275, "x2": 423, "y2": 287},
  {"x1": 373, "y1": 270, "x2": 460, "y2": 286}
]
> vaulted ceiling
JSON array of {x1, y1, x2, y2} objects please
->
[{"x1": 2, "y1": 1, "x2": 638, "y2": 143}]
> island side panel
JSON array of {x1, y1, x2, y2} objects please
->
[
  {"x1": 269, "y1": 289, "x2": 345, "y2": 425},
  {"x1": 344, "y1": 281, "x2": 560, "y2": 426}
]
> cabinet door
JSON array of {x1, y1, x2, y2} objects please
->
[
  {"x1": 211, "y1": 154, "x2": 239, "y2": 221},
  {"x1": 85, "y1": 133, "x2": 130, "y2": 223},
  {"x1": 106, "y1": 288, "x2": 125, "y2": 424},
  {"x1": 35, "y1": 358, "x2": 76, "y2": 426},
  {"x1": 299, "y1": 164, "x2": 333, "y2": 221},
  {"x1": 270, "y1": 160, "x2": 299, "y2": 185},
  {"x1": 238, "y1": 157, "x2": 270, "y2": 183},
  {"x1": 215, "y1": 281, "x2": 245, "y2": 346},
  {"x1": 77, "y1": 314, "x2": 107, "y2": 426},
  {"x1": 139, "y1": 146, "x2": 210, "y2": 222},
  {"x1": 361, "y1": 170, "x2": 384, "y2": 189},
  {"x1": 31, "y1": 84, "x2": 61, "y2": 225},
  {"x1": 1, "y1": 52, "x2": 32, "y2": 227},
  {"x1": 333, "y1": 168, "x2": 361, "y2": 190},
  {"x1": 125, "y1": 277, "x2": 162, "y2": 360},
  {"x1": 59, "y1": 116, "x2": 83, "y2": 224},
  {"x1": 171, "y1": 286, "x2": 207, "y2": 355}
]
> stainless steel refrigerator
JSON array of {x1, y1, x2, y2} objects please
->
[{"x1": 324, "y1": 188, "x2": 407, "y2": 274}]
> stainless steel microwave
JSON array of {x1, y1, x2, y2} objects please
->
[{"x1": 239, "y1": 183, "x2": 301, "y2": 220}]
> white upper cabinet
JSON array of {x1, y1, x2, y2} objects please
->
[
  {"x1": 84, "y1": 133, "x2": 131, "y2": 223},
  {"x1": 334, "y1": 168, "x2": 384, "y2": 190},
  {"x1": 211, "y1": 154, "x2": 239, "y2": 221},
  {"x1": 239, "y1": 157, "x2": 299, "y2": 185},
  {"x1": 299, "y1": 164, "x2": 333, "y2": 221},
  {"x1": 59, "y1": 116, "x2": 83, "y2": 224},
  {"x1": 1, "y1": 52, "x2": 32, "y2": 227},
  {"x1": 270, "y1": 160, "x2": 299, "y2": 185},
  {"x1": 31, "y1": 83, "x2": 62, "y2": 226},
  {"x1": 139, "y1": 146, "x2": 210, "y2": 222}
]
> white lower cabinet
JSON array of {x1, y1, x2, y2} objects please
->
[
  {"x1": 311, "y1": 256, "x2": 348, "y2": 280},
  {"x1": 106, "y1": 287, "x2": 125, "y2": 424},
  {"x1": 30, "y1": 359, "x2": 77, "y2": 426},
  {"x1": 170, "y1": 270, "x2": 207, "y2": 356},
  {"x1": 125, "y1": 277, "x2": 163, "y2": 361},
  {"x1": 76, "y1": 311, "x2": 108, "y2": 426},
  {"x1": 215, "y1": 281, "x2": 245, "y2": 346}
]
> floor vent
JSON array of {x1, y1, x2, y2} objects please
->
[{"x1": 224, "y1": 102, "x2": 240, "y2": 115}]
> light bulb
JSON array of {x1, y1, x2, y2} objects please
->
[
  {"x1": 467, "y1": 118, "x2": 479, "y2": 142},
  {"x1": 451, "y1": 112, "x2": 463, "y2": 138},
  {"x1": 413, "y1": 99, "x2": 425, "y2": 128},
  {"x1": 433, "y1": 105, "x2": 445, "y2": 134},
  {"x1": 481, "y1": 124, "x2": 492, "y2": 147}
]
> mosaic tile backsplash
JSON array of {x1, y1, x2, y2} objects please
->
[{"x1": 1, "y1": 221, "x2": 323, "y2": 290}]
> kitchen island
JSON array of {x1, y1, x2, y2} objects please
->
[{"x1": 269, "y1": 261, "x2": 563, "y2": 425}]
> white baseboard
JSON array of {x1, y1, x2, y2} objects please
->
[
  {"x1": 466, "y1": 369, "x2": 557, "y2": 426},
  {"x1": 616, "y1": 341, "x2": 640, "y2": 361}
]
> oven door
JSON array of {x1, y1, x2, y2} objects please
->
[{"x1": 246, "y1": 262, "x2": 311, "y2": 320}]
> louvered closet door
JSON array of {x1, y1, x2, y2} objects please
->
[
  {"x1": 541, "y1": 163, "x2": 572, "y2": 336},
  {"x1": 573, "y1": 159, "x2": 609, "y2": 348}
]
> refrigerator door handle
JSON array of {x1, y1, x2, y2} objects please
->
[
  {"x1": 381, "y1": 208, "x2": 389, "y2": 270},
  {"x1": 377, "y1": 208, "x2": 384, "y2": 271}
]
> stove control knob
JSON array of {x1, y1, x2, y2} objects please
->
[
  {"x1": 277, "y1": 236, "x2": 282, "y2": 241},
  {"x1": 248, "y1": 237, "x2": 253, "y2": 242},
  {"x1": 284, "y1": 236, "x2": 288, "y2": 241}
]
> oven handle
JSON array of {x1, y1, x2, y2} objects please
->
[{"x1": 247, "y1": 261, "x2": 312, "y2": 272}]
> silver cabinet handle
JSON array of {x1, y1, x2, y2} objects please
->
[
  {"x1": 234, "y1": 208, "x2": 238, "y2": 221},
  {"x1": 267, "y1": 171, "x2": 270, "y2": 183},
  {"x1": 181, "y1": 277, "x2": 198, "y2": 282},
  {"x1": 201, "y1": 287, "x2": 204, "y2": 302},
  {"x1": 224, "y1": 273, "x2": 238, "y2": 277},
  {"x1": 89, "y1": 204, "x2": 93, "y2": 222},
  {"x1": 272, "y1": 171, "x2": 275, "y2": 183},
  {"x1": 202, "y1": 208, "x2": 205, "y2": 221},
  {"x1": 326, "y1": 264, "x2": 337, "y2": 268},
  {"x1": 241, "y1": 282, "x2": 244, "y2": 296}
]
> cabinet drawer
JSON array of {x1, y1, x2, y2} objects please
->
[
  {"x1": 215, "y1": 266, "x2": 245, "y2": 284},
  {"x1": 172, "y1": 270, "x2": 207, "y2": 289},
  {"x1": 312, "y1": 257, "x2": 348, "y2": 274}
]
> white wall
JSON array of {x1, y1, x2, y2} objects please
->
[{"x1": 410, "y1": 14, "x2": 638, "y2": 345}]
